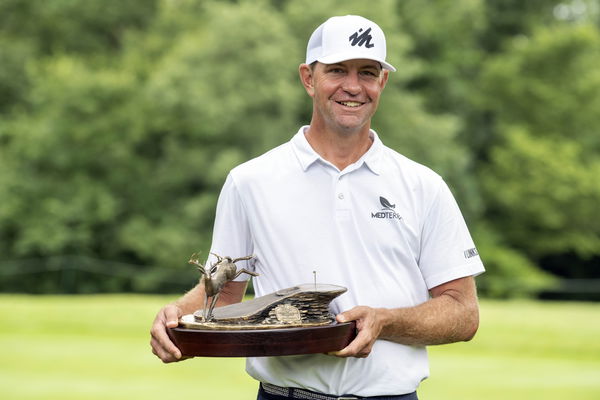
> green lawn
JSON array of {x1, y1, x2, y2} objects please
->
[{"x1": 1, "y1": 295, "x2": 598, "y2": 400}]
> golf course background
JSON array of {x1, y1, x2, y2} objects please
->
[
  {"x1": 2, "y1": 1, "x2": 600, "y2": 399},
  {"x1": 1, "y1": 294, "x2": 599, "y2": 399}
]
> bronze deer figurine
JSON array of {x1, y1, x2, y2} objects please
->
[{"x1": 188, "y1": 252, "x2": 258, "y2": 321}]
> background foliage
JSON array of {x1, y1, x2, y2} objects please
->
[{"x1": 1, "y1": 0, "x2": 599, "y2": 297}]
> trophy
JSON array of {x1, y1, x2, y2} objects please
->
[{"x1": 167, "y1": 253, "x2": 356, "y2": 357}]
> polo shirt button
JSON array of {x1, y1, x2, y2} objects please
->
[{"x1": 338, "y1": 193, "x2": 345, "y2": 200}]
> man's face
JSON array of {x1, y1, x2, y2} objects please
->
[{"x1": 300, "y1": 59, "x2": 389, "y2": 134}]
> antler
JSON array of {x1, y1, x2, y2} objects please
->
[
  {"x1": 231, "y1": 254, "x2": 255, "y2": 264},
  {"x1": 188, "y1": 252, "x2": 206, "y2": 274},
  {"x1": 210, "y1": 252, "x2": 224, "y2": 264}
]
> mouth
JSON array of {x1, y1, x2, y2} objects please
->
[{"x1": 335, "y1": 100, "x2": 365, "y2": 108}]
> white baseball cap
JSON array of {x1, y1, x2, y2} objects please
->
[{"x1": 305, "y1": 15, "x2": 396, "y2": 72}]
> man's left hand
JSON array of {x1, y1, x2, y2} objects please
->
[{"x1": 328, "y1": 306, "x2": 384, "y2": 358}]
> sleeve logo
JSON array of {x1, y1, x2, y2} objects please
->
[{"x1": 464, "y1": 248, "x2": 479, "y2": 259}]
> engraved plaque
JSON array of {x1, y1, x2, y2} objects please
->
[{"x1": 274, "y1": 304, "x2": 302, "y2": 323}]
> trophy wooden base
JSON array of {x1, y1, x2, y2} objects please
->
[{"x1": 168, "y1": 322, "x2": 356, "y2": 357}]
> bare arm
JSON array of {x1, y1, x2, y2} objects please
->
[
  {"x1": 150, "y1": 280, "x2": 248, "y2": 363},
  {"x1": 332, "y1": 276, "x2": 479, "y2": 358}
]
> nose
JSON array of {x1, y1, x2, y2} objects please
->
[{"x1": 341, "y1": 71, "x2": 361, "y2": 96}]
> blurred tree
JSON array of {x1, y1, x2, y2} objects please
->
[
  {"x1": 396, "y1": 0, "x2": 488, "y2": 115},
  {"x1": 479, "y1": 23, "x2": 600, "y2": 283},
  {"x1": 481, "y1": 129, "x2": 600, "y2": 257},
  {"x1": 0, "y1": 58, "x2": 137, "y2": 257},
  {"x1": 118, "y1": 0, "x2": 303, "y2": 274},
  {"x1": 480, "y1": 0, "x2": 560, "y2": 52},
  {"x1": 0, "y1": 0, "x2": 158, "y2": 55},
  {"x1": 0, "y1": 38, "x2": 33, "y2": 113},
  {"x1": 481, "y1": 24, "x2": 600, "y2": 152},
  {"x1": 1, "y1": 0, "x2": 598, "y2": 295},
  {"x1": 0, "y1": 0, "x2": 304, "y2": 292}
]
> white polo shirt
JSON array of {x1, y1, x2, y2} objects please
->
[{"x1": 208, "y1": 126, "x2": 484, "y2": 396}]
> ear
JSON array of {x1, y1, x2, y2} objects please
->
[
  {"x1": 299, "y1": 63, "x2": 315, "y2": 97},
  {"x1": 379, "y1": 69, "x2": 389, "y2": 91}
]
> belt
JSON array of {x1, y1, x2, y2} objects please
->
[{"x1": 260, "y1": 383, "x2": 417, "y2": 400}]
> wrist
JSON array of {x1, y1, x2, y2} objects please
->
[
  {"x1": 377, "y1": 307, "x2": 405, "y2": 340},
  {"x1": 376, "y1": 307, "x2": 391, "y2": 338}
]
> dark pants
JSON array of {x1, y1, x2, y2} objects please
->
[{"x1": 257, "y1": 384, "x2": 419, "y2": 400}]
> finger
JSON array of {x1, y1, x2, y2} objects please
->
[
  {"x1": 328, "y1": 328, "x2": 373, "y2": 358},
  {"x1": 336, "y1": 313, "x2": 348, "y2": 323},
  {"x1": 337, "y1": 342, "x2": 372, "y2": 358},
  {"x1": 327, "y1": 346, "x2": 368, "y2": 358},
  {"x1": 150, "y1": 337, "x2": 180, "y2": 363},
  {"x1": 163, "y1": 306, "x2": 182, "y2": 328},
  {"x1": 155, "y1": 332, "x2": 182, "y2": 360},
  {"x1": 150, "y1": 320, "x2": 182, "y2": 360},
  {"x1": 151, "y1": 335, "x2": 189, "y2": 363},
  {"x1": 336, "y1": 310, "x2": 356, "y2": 324},
  {"x1": 336, "y1": 306, "x2": 368, "y2": 324}
]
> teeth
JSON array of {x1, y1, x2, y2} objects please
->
[{"x1": 339, "y1": 101, "x2": 362, "y2": 107}]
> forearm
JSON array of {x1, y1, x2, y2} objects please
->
[
  {"x1": 171, "y1": 283, "x2": 205, "y2": 314},
  {"x1": 378, "y1": 290, "x2": 479, "y2": 346},
  {"x1": 334, "y1": 276, "x2": 479, "y2": 357}
]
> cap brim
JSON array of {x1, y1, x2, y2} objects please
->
[{"x1": 317, "y1": 52, "x2": 396, "y2": 72}]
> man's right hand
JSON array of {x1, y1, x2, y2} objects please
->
[{"x1": 150, "y1": 304, "x2": 186, "y2": 363}]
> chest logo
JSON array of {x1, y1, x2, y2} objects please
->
[{"x1": 371, "y1": 196, "x2": 403, "y2": 220}]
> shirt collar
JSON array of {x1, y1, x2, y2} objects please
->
[
  {"x1": 291, "y1": 126, "x2": 383, "y2": 175},
  {"x1": 291, "y1": 126, "x2": 320, "y2": 171}
]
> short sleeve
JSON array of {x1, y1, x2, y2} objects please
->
[
  {"x1": 208, "y1": 174, "x2": 255, "y2": 280},
  {"x1": 418, "y1": 179, "x2": 484, "y2": 289}
]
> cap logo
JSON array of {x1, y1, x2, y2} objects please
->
[{"x1": 349, "y1": 27, "x2": 375, "y2": 48}]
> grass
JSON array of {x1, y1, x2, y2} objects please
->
[
  {"x1": 420, "y1": 300, "x2": 600, "y2": 399},
  {"x1": 0, "y1": 295, "x2": 599, "y2": 400}
]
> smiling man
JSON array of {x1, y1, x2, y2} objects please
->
[
  {"x1": 304, "y1": 59, "x2": 387, "y2": 135},
  {"x1": 150, "y1": 15, "x2": 484, "y2": 400}
]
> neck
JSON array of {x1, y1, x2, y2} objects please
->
[{"x1": 305, "y1": 121, "x2": 373, "y2": 171}]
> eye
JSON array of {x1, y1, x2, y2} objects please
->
[{"x1": 360, "y1": 69, "x2": 378, "y2": 77}]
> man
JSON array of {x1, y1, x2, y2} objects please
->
[{"x1": 150, "y1": 15, "x2": 484, "y2": 399}]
